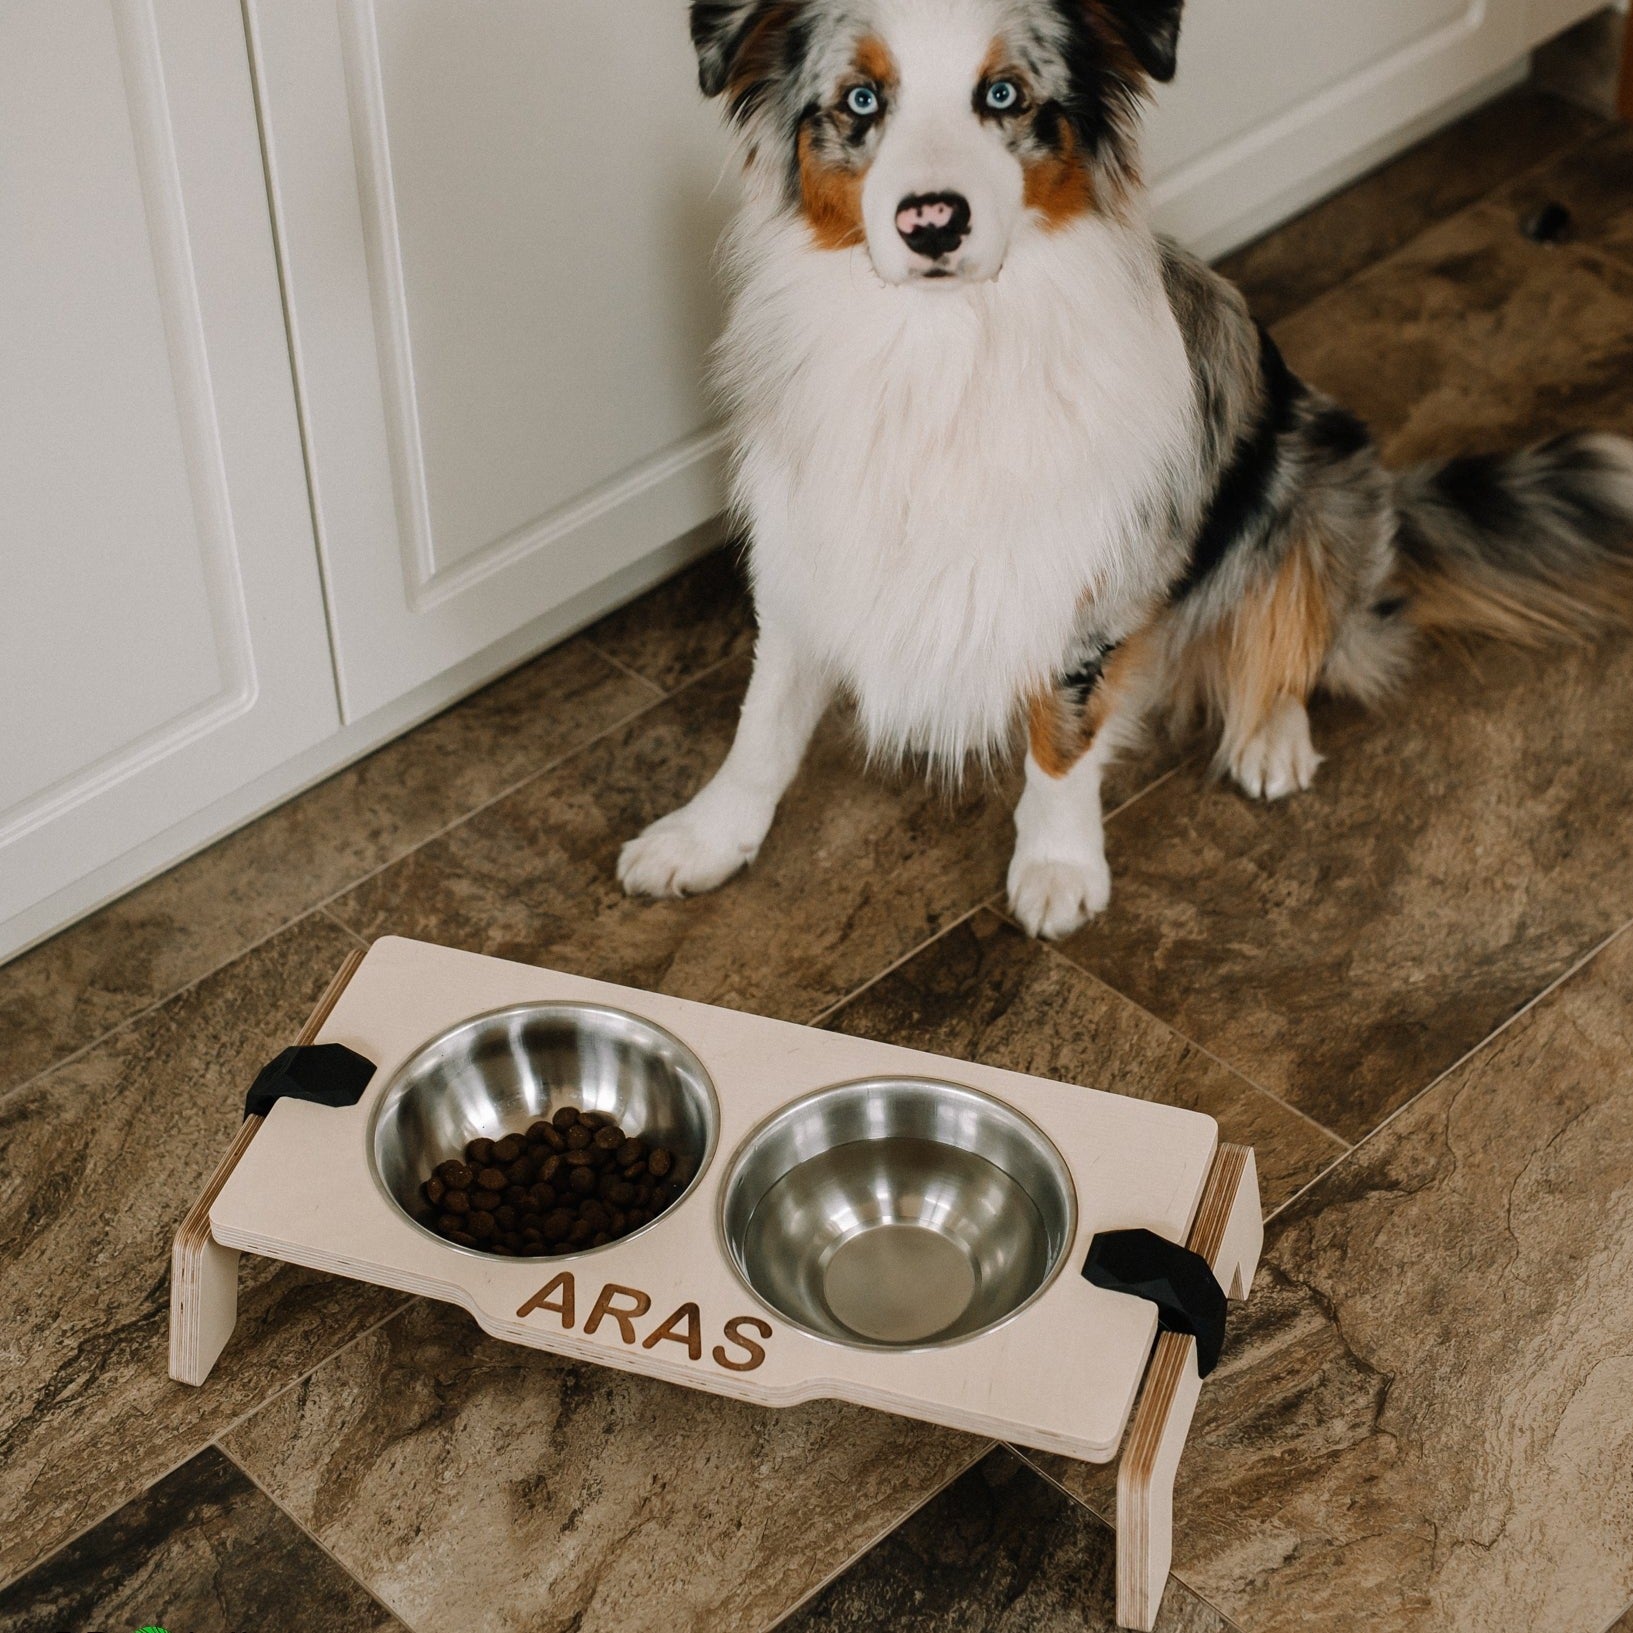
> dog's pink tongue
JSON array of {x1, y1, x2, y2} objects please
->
[{"x1": 897, "y1": 201, "x2": 955, "y2": 234}]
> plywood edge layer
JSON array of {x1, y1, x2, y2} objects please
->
[{"x1": 169, "y1": 947, "x2": 367, "y2": 1383}]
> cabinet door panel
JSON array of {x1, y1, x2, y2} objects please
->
[
  {"x1": 249, "y1": 0, "x2": 736, "y2": 720},
  {"x1": 0, "y1": 0, "x2": 337, "y2": 938}
]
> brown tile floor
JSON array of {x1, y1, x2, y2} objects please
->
[
  {"x1": 3, "y1": 78, "x2": 1633, "y2": 1633},
  {"x1": 0, "y1": 1448, "x2": 407, "y2": 1633}
]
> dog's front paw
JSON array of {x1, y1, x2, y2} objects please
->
[
  {"x1": 617, "y1": 802, "x2": 764, "y2": 898},
  {"x1": 1007, "y1": 853, "x2": 1111, "y2": 941},
  {"x1": 1231, "y1": 697, "x2": 1322, "y2": 801}
]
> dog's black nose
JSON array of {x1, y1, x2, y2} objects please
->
[{"x1": 896, "y1": 192, "x2": 971, "y2": 260}]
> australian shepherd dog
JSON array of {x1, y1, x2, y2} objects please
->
[{"x1": 619, "y1": 0, "x2": 1633, "y2": 940}]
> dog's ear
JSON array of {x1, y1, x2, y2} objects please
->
[
  {"x1": 690, "y1": 1, "x2": 794, "y2": 99},
  {"x1": 1096, "y1": 0, "x2": 1185, "y2": 83}
]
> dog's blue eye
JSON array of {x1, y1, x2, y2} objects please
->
[
  {"x1": 984, "y1": 79, "x2": 1019, "y2": 112},
  {"x1": 845, "y1": 85, "x2": 879, "y2": 117}
]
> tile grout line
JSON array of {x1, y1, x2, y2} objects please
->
[
  {"x1": 1006, "y1": 1440, "x2": 1114, "y2": 1524},
  {"x1": 761, "y1": 1442, "x2": 997, "y2": 1632},
  {"x1": 301, "y1": 646, "x2": 751, "y2": 933},
  {"x1": 579, "y1": 634, "x2": 676, "y2": 698},
  {"x1": 0, "y1": 646, "x2": 749, "y2": 1118},
  {"x1": 1261, "y1": 911, "x2": 1633, "y2": 1227},
  {"x1": 1103, "y1": 753, "x2": 1196, "y2": 825},
  {"x1": 1595, "y1": 1592, "x2": 1633, "y2": 1633},
  {"x1": 1024, "y1": 935, "x2": 1353, "y2": 1155},
  {"x1": 0, "y1": 1294, "x2": 419, "y2": 1600},
  {"x1": 1004, "y1": 1444, "x2": 1250, "y2": 1633},
  {"x1": 0, "y1": 905, "x2": 360, "y2": 1121},
  {"x1": 206, "y1": 1296, "x2": 422, "y2": 1454},
  {"x1": 802, "y1": 739, "x2": 1199, "y2": 1031},
  {"x1": 805, "y1": 896, "x2": 1002, "y2": 1029},
  {"x1": 317, "y1": 906, "x2": 370, "y2": 949},
  {"x1": 983, "y1": 746, "x2": 1355, "y2": 1152},
  {"x1": 219, "y1": 1444, "x2": 420, "y2": 1632}
]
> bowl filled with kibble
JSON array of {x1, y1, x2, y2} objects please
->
[{"x1": 368, "y1": 1002, "x2": 717, "y2": 1259}]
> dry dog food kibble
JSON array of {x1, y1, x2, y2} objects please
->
[{"x1": 420, "y1": 1108, "x2": 690, "y2": 1256}]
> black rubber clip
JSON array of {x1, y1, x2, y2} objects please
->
[
  {"x1": 1083, "y1": 1229, "x2": 1229, "y2": 1377},
  {"x1": 244, "y1": 1044, "x2": 377, "y2": 1120}
]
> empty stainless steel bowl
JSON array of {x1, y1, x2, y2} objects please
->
[
  {"x1": 369, "y1": 1002, "x2": 718, "y2": 1256},
  {"x1": 721, "y1": 1079, "x2": 1076, "y2": 1349}
]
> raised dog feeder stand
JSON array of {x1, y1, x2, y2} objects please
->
[{"x1": 170, "y1": 937, "x2": 1262, "y2": 1632}]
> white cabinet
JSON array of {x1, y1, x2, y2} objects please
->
[
  {"x1": 0, "y1": 0, "x2": 337, "y2": 938},
  {"x1": 1148, "y1": 0, "x2": 1607, "y2": 255},
  {"x1": 244, "y1": 0, "x2": 736, "y2": 721}
]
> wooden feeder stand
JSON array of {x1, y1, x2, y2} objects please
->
[{"x1": 172, "y1": 938, "x2": 1261, "y2": 1631}]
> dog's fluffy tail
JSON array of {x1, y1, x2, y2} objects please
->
[{"x1": 1391, "y1": 432, "x2": 1633, "y2": 646}]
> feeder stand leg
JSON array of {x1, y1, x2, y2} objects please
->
[
  {"x1": 169, "y1": 1115, "x2": 263, "y2": 1384},
  {"x1": 1115, "y1": 1144, "x2": 1262, "y2": 1632},
  {"x1": 168, "y1": 947, "x2": 365, "y2": 1386}
]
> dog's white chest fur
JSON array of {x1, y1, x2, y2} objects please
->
[{"x1": 718, "y1": 207, "x2": 1197, "y2": 764}]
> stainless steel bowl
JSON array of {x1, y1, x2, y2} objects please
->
[
  {"x1": 721, "y1": 1079, "x2": 1076, "y2": 1349},
  {"x1": 369, "y1": 1002, "x2": 718, "y2": 1258}
]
